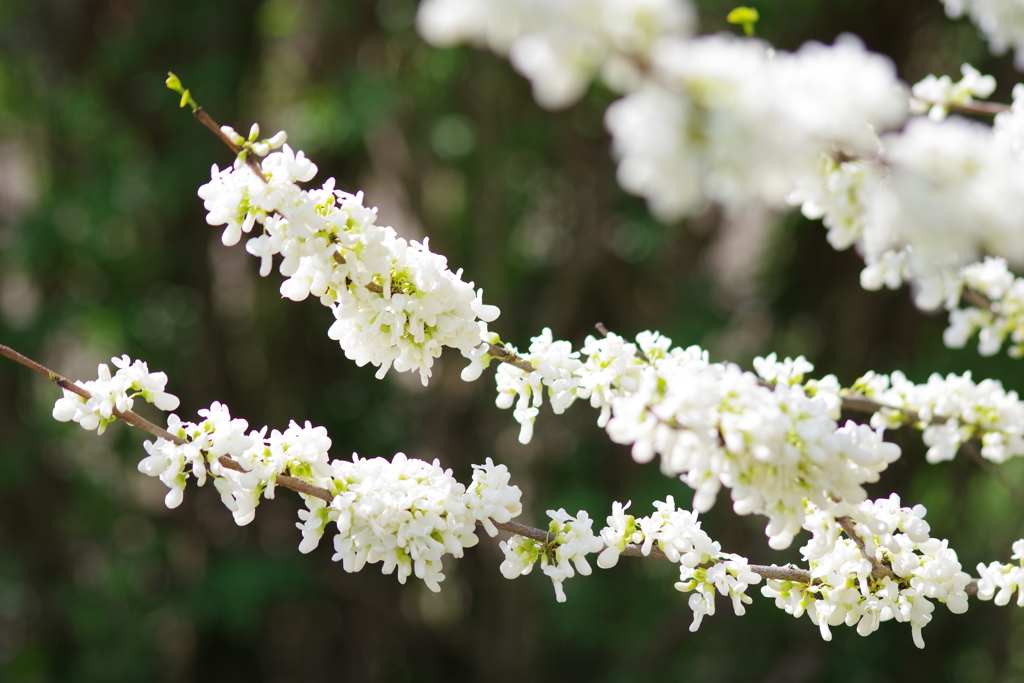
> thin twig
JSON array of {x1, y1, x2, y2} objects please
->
[
  {"x1": 962, "y1": 288, "x2": 993, "y2": 311},
  {"x1": 948, "y1": 100, "x2": 1011, "y2": 116},
  {"x1": 487, "y1": 344, "x2": 534, "y2": 373},
  {"x1": 0, "y1": 343, "x2": 331, "y2": 503},
  {"x1": 837, "y1": 516, "x2": 898, "y2": 581},
  {"x1": 193, "y1": 108, "x2": 267, "y2": 181},
  {"x1": 961, "y1": 441, "x2": 1024, "y2": 507}
]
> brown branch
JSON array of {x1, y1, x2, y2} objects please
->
[
  {"x1": 0, "y1": 343, "x2": 332, "y2": 503},
  {"x1": 837, "y1": 516, "x2": 898, "y2": 582},
  {"x1": 0, "y1": 342, "x2": 827, "y2": 586},
  {"x1": 192, "y1": 108, "x2": 267, "y2": 182},
  {"x1": 948, "y1": 100, "x2": 1011, "y2": 116},
  {"x1": 962, "y1": 287, "x2": 993, "y2": 311},
  {"x1": 487, "y1": 344, "x2": 535, "y2": 373}
]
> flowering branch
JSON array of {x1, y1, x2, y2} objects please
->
[
  {"x1": 0, "y1": 343, "x2": 330, "y2": 500},
  {"x1": 2, "y1": 342, "x2": 988, "y2": 602}
]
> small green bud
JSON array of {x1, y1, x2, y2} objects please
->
[
  {"x1": 727, "y1": 6, "x2": 759, "y2": 36},
  {"x1": 165, "y1": 72, "x2": 183, "y2": 93},
  {"x1": 166, "y1": 72, "x2": 199, "y2": 111}
]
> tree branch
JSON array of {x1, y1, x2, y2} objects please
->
[
  {"x1": 191, "y1": 107, "x2": 267, "y2": 181},
  {"x1": 948, "y1": 100, "x2": 1011, "y2": 116},
  {"x1": 962, "y1": 287, "x2": 993, "y2": 311},
  {"x1": 487, "y1": 344, "x2": 535, "y2": 373},
  {"x1": 0, "y1": 346, "x2": 985, "y2": 596},
  {"x1": 836, "y1": 515, "x2": 898, "y2": 582}
]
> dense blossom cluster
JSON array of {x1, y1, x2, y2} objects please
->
[
  {"x1": 766, "y1": 496, "x2": 971, "y2": 649},
  {"x1": 57, "y1": 359, "x2": 523, "y2": 591},
  {"x1": 485, "y1": 328, "x2": 900, "y2": 550},
  {"x1": 52, "y1": 355, "x2": 180, "y2": 434},
  {"x1": 418, "y1": 0, "x2": 907, "y2": 220},
  {"x1": 416, "y1": 0, "x2": 695, "y2": 109},
  {"x1": 37, "y1": 0, "x2": 1024, "y2": 652},
  {"x1": 790, "y1": 67, "x2": 1024, "y2": 357},
  {"x1": 601, "y1": 498, "x2": 760, "y2": 631},
  {"x1": 942, "y1": 0, "x2": 1024, "y2": 68},
  {"x1": 976, "y1": 540, "x2": 1024, "y2": 606},
  {"x1": 606, "y1": 34, "x2": 907, "y2": 219},
  {"x1": 418, "y1": 0, "x2": 1024, "y2": 362},
  {"x1": 198, "y1": 128, "x2": 499, "y2": 386},
  {"x1": 851, "y1": 367, "x2": 1024, "y2": 464}
]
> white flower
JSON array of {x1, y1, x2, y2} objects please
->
[
  {"x1": 942, "y1": 0, "x2": 1024, "y2": 69},
  {"x1": 772, "y1": 496, "x2": 970, "y2": 648},
  {"x1": 858, "y1": 368, "x2": 1024, "y2": 465},
  {"x1": 198, "y1": 145, "x2": 503, "y2": 386},
  {"x1": 499, "y1": 508, "x2": 603, "y2": 602},
  {"x1": 416, "y1": 0, "x2": 695, "y2": 109},
  {"x1": 606, "y1": 33, "x2": 906, "y2": 220},
  {"x1": 52, "y1": 356, "x2": 180, "y2": 435},
  {"x1": 910, "y1": 64, "x2": 996, "y2": 120},
  {"x1": 465, "y1": 458, "x2": 524, "y2": 536}
]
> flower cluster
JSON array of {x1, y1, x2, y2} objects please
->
[
  {"x1": 909, "y1": 63, "x2": 996, "y2": 120},
  {"x1": 142, "y1": 405, "x2": 523, "y2": 591},
  {"x1": 975, "y1": 540, "x2": 1024, "y2": 606},
  {"x1": 198, "y1": 141, "x2": 499, "y2": 386},
  {"x1": 942, "y1": 0, "x2": 1024, "y2": 68},
  {"x1": 417, "y1": 1, "x2": 1024, "y2": 364},
  {"x1": 500, "y1": 508, "x2": 603, "y2": 602},
  {"x1": 419, "y1": 0, "x2": 907, "y2": 219},
  {"x1": 416, "y1": 0, "x2": 695, "y2": 109},
  {"x1": 499, "y1": 495, "x2": 760, "y2": 622},
  {"x1": 678, "y1": 555, "x2": 761, "y2": 632},
  {"x1": 596, "y1": 496, "x2": 719, "y2": 569},
  {"x1": 600, "y1": 497, "x2": 760, "y2": 631},
  {"x1": 765, "y1": 496, "x2": 971, "y2": 649},
  {"x1": 606, "y1": 33, "x2": 906, "y2": 220},
  {"x1": 788, "y1": 67, "x2": 1024, "y2": 359},
  {"x1": 52, "y1": 355, "x2": 180, "y2": 434},
  {"x1": 326, "y1": 454, "x2": 520, "y2": 592},
  {"x1": 57, "y1": 357, "x2": 524, "y2": 591},
  {"x1": 851, "y1": 367, "x2": 1024, "y2": 464},
  {"x1": 485, "y1": 328, "x2": 900, "y2": 550}
]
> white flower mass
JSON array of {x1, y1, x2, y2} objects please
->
[
  {"x1": 198, "y1": 144, "x2": 499, "y2": 386},
  {"x1": 52, "y1": 355, "x2": 179, "y2": 434},
  {"x1": 40, "y1": 0, "x2": 1024, "y2": 652}
]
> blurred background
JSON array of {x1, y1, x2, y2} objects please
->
[{"x1": 1, "y1": 0, "x2": 1023, "y2": 680}]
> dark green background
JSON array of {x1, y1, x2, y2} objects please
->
[{"x1": 0, "y1": 0, "x2": 1022, "y2": 680}]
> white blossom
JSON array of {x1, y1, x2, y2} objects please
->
[
  {"x1": 197, "y1": 144, "x2": 501, "y2": 386},
  {"x1": 52, "y1": 355, "x2": 180, "y2": 435},
  {"x1": 909, "y1": 63, "x2": 996, "y2": 120},
  {"x1": 853, "y1": 368, "x2": 1024, "y2": 464},
  {"x1": 765, "y1": 496, "x2": 970, "y2": 649},
  {"x1": 942, "y1": 0, "x2": 1024, "y2": 68},
  {"x1": 494, "y1": 329, "x2": 901, "y2": 550},
  {"x1": 606, "y1": 33, "x2": 906, "y2": 219},
  {"x1": 499, "y1": 508, "x2": 603, "y2": 602},
  {"x1": 976, "y1": 540, "x2": 1024, "y2": 606},
  {"x1": 995, "y1": 83, "x2": 1024, "y2": 160},
  {"x1": 416, "y1": 0, "x2": 695, "y2": 109}
]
